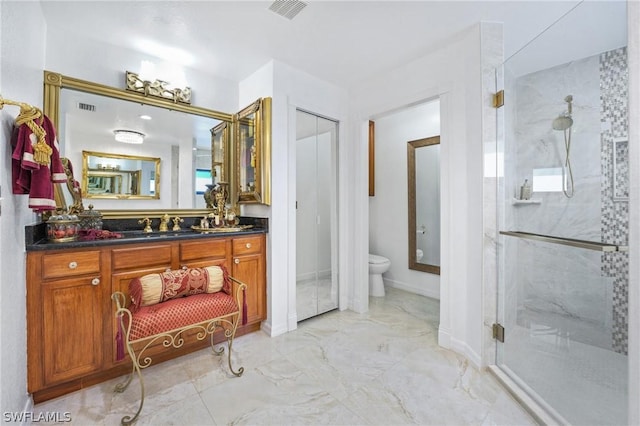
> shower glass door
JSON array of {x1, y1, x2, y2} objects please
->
[
  {"x1": 496, "y1": 2, "x2": 628, "y2": 424},
  {"x1": 296, "y1": 110, "x2": 339, "y2": 321}
]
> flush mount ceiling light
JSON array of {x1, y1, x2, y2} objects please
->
[{"x1": 114, "y1": 130, "x2": 145, "y2": 144}]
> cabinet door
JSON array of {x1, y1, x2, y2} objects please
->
[
  {"x1": 42, "y1": 276, "x2": 106, "y2": 385},
  {"x1": 232, "y1": 252, "x2": 265, "y2": 325}
]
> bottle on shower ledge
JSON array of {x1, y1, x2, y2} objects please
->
[{"x1": 520, "y1": 179, "x2": 532, "y2": 200}]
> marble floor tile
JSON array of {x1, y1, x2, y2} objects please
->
[{"x1": 33, "y1": 288, "x2": 535, "y2": 425}]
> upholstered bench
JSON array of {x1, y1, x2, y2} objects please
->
[{"x1": 111, "y1": 265, "x2": 247, "y2": 425}]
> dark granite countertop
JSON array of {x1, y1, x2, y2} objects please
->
[{"x1": 26, "y1": 216, "x2": 268, "y2": 252}]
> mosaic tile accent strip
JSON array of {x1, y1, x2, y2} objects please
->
[{"x1": 599, "y1": 46, "x2": 628, "y2": 355}]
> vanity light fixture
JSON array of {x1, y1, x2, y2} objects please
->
[
  {"x1": 125, "y1": 71, "x2": 191, "y2": 104},
  {"x1": 114, "y1": 129, "x2": 145, "y2": 145}
]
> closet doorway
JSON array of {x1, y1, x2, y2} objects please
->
[{"x1": 296, "y1": 109, "x2": 339, "y2": 321}]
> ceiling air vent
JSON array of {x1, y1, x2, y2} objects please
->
[
  {"x1": 77, "y1": 102, "x2": 96, "y2": 112},
  {"x1": 268, "y1": 0, "x2": 307, "y2": 20}
]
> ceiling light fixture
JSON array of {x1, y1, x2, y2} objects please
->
[{"x1": 114, "y1": 129, "x2": 145, "y2": 144}]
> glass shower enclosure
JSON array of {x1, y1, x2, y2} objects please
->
[{"x1": 495, "y1": 2, "x2": 629, "y2": 424}]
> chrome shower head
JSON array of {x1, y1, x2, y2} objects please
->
[
  {"x1": 552, "y1": 94, "x2": 574, "y2": 130},
  {"x1": 552, "y1": 114, "x2": 573, "y2": 131}
]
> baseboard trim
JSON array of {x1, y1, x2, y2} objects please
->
[{"x1": 384, "y1": 279, "x2": 440, "y2": 300}]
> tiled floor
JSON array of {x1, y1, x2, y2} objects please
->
[{"x1": 34, "y1": 288, "x2": 536, "y2": 425}]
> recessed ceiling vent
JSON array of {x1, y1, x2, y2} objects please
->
[
  {"x1": 268, "y1": 0, "x2": 307, "y2": 20},
  {"x1": 77, "y1": 102, "x2": 96, "y2": 112}
]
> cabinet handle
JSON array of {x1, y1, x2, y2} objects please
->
[
  {"x1": 245, "y1": 243, "x2": 251, "y2": 249},
  {"x1": 234, "y1": 258, "x2": 240, "y2": 264},
  {"x1": 91, "y1": 277, "x2": 100, "y2": 286},
  {"x1": 68, "y1": 261, "x2": 78, "y2": 269}
]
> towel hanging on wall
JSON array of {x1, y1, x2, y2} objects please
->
[{"x1": 2, "y1": 95, "x2": 66, "y2": 211}]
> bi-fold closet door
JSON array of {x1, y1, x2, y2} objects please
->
[{"x1": 295, "y1": 109, "x2": 338, "y2": 322}]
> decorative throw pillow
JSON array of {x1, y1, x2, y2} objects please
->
[{"x1": 129, "y1": 265, "x2": 231, "y2": 312}]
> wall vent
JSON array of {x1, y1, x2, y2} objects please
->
[
  {"x1": 77, "y1": 102, "x2": 96, "y2": 112},
  {"x1": 268, "y1": 0, "x2": 307, "y2": 20}
]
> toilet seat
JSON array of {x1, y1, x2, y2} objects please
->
[{"x1": 369, "y1": 254, "x2": 389, "y2": 264}]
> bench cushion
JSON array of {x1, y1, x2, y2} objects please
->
[
  {"x1": 129, "y1": 292, "x2": 238, "y2": 341},
  {"x1": 129, "y1": 265, "x2": 231, "y2": 312}
]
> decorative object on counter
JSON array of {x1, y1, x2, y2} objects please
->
[
  {"x1": 78, "y1": 204, "x2": 103, "y2": 230},
  {"x1": 78, "y1": 229, "x2": 123, "y2": 241},
  {"x1": 190, "y1": 224, "x2": 253, "y2": 233},
  {"x1": 3, "y1": 95, "x2": 67, "y2": 212},
  {"x1": 172, "y1": 216, "x2": 184, "y2": 231},
  {"x1": 46, "y1": 214, "x2": 80, "y2": 243},
  {"x1": 138, "y1": 217, "x2": 153, "y2": 233},
  {"x1": 125, "y1": 70, "x2": 191, "y2": 104},
  {"x1": 203, "y1": 184, "x2": 216, "y2": 208}
]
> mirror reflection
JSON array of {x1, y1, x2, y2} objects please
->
[
  {"x1": 82, "y1": 151, "x2": 160, "y2": 199},
  {"x1": 57, "y1": 85, "x2": 227, "y2": 209},
  {"x1": 408, "y1": 136, "x2": 440, "y2": 274},
  {"x1": 236, "y1": 100, "x2": 260, "y2": 203}
]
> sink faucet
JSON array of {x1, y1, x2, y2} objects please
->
[
  {"x1": 172, "y1": 216, "x2": 184, "y2": 231},
  {"x1": 159, "y1": 213, "x2": 170, "y2": 232},
  {"x1": 138, "y1": 217, "x2": 153, "y2": 233}
]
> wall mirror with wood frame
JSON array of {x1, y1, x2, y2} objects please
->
[{"x1": 408, "y1": 136, "x2": 441, "y2": 274}]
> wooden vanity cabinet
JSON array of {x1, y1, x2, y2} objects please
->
[
  {"x1": 27, "y1": 249, "x2": 112, "y2": 399},
  {"x1": 232, "y1": 235, "x2": 266, "y2": 326},
  {"x1": 27, "y1": 233, "x2": 266, "y2": 403}
]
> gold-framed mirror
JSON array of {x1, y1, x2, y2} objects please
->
[
  {"x1": 82, "y1": 151, "x2": 160, "y2": 199},
  {"x1": 408, "y1": 135, "x2": 440, "y2": 274},
  {"x1": 235, "y1": 97, "x2": 271, "y2": 205},
  {"x1": 43, "y1": 70, "x2": 233, "y2": 218}
]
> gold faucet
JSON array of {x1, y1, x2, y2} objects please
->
[
  {"x1": 159, "y1": 213, "x2": 170, "y2": 232},
  {"x1": 172, "y1": 216, "x2": 184, "y2": 231},
  {"x1": 138, "y1": 217, "x2": 153, "y2": 233}
]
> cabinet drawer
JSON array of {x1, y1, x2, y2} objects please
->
[
  {"x1": 111, "y1": 244, "x2": 172, "y2": 271},
  {"x1": 180, "y1": 239, "x2": 228, "y2": 262},
  {"x1": 42, "y1": 251, "x2": 101, "y2": 279},
  {"x1": 232, "y1": 235, "x2": 263, "y2": 256}
]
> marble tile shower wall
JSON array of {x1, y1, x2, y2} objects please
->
[
  {"x1": 600, "y1": 47, "x2": 629, "y2": 355},
  {"x1": 509, "y1": 47, "x2": 629, "y2": 352}
]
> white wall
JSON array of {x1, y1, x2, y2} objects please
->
[
  {"x1": 369, "y1": 100, "x2": 440, "y2": 299},
  {"x1": 0, "y1": 0, "x2": 46, "y2": 416},
  {"x1": 352, "y1": 22, "x2": 502, "y2": 367}
]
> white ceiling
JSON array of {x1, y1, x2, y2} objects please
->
[{"x1": 38, "y1": 0, "x2": 602, "y2": 89}]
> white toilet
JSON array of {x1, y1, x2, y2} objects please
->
[{"x1": 368, "y1": 254, "x2": 391, "y2": 297}]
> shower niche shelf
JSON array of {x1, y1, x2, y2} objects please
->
[{"x1": 511, "y1": 198, "x2": 541, "y2": 205}]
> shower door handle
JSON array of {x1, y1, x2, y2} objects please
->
[{"x1": 499, "y1": 231, "x2": 628, "y2": 252}]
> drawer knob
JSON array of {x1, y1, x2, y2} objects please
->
[
  {"x1": 245, "y1": 243, "x2": 251, "y2": 249},
  {"x1": 68, "y1": 261, "x2": 78, "y2": 269},
  {"x1": 91, "y1": 277, "x2": 100, "y2": 286},
  {"x1": 234, "y1": 258, "x2": 240, "y2": 264}
]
